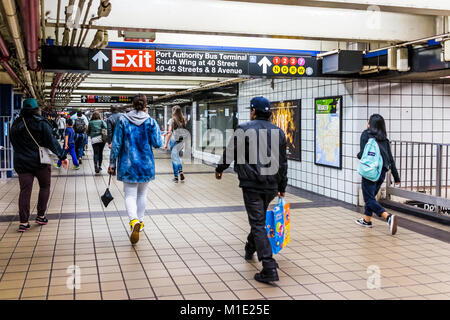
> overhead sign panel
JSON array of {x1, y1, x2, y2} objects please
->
[
  {"x1": 80, "y1": 95, "x2": 133, "y2": 103},
  {"x1": 249, "y1": 55, "x2": 315, "y2": 77},
  {"x1": 44, "y1": 45, "x2": 318, "y2": 78}
]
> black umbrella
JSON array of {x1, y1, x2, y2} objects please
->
[{"x1": 101, "y1": 175, "x2": 114, "y2": 207}]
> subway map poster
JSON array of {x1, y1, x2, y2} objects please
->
[
  {"x1": 314, "y1": 96, "x2": 342, "y2": 169},
  {"x1": 270, "y1": 99, "x2": 301, "y2": 161}
]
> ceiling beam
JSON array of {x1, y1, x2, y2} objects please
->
[
  {"x1": 224, "y1": 0, "x2": 450, "y2": 16},
  {"x1": 45, "y1": 0, "x2": 436, "y2": 42}
]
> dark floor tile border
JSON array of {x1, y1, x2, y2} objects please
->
[
  {"x1": 285, "y1": 184, "x2": 450, "y2": 244},
  {"x1": 0, "y1": 202, "x2": 323, "y2": 223},
  {"x1": 9, "y1": 171, "x2": 216, "y2": 178}
]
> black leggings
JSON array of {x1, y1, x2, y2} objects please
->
[{"x1": 92, "y1": 142, "x2": 105, "y2": 168}]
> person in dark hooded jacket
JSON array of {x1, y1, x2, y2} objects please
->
[
  {"x1": 10, "y1": 98, "x2": 68, "y2": 232},
  {"x1": 216, "y1": 96, "x2": 288, "y2": 284}
]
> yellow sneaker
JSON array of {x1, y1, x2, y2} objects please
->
[
  {"x1": 129, "y1": 219, "x2": 139, "y2": 231},
  {"x1": 129, "y1": 219, "x2": 141, "y2": 244},
  {"x1": 139, "y1": 222, "x2": 144, "y2": 232}
]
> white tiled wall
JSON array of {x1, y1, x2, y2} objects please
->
[{"x1": 237, "y1": 79, "x2": 450, "y2": 205}]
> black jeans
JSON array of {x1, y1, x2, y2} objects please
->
[
  {"x1": 58, "y1": 129, "x2": 65, "y2": 141},
  {"x1": 18, "y1": 165, "x2": 51, "y2": 223},
  {"x1": 92, "y1": 142, "x2": 105, "y2": 168},
  {"x1": 361, "y1": 169, "x2": 387, "y2": 217},
  {"x1": 242, "y1": 189, "x2": 277, "y2": 269}
]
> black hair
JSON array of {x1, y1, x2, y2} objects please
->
[
  {"x1": 77, "y1": 110, "x2": 82, "y2": 117},
  {"x1": 368, "y1": 114, "x2": 387, "y2": 141},
  {"x1": 110, "y1": 105, "x2": 119, "y2": 113},
  {"x1": 253, "y1": 108, "x2": 271, "y2": 120},
  {"x1": 20, "y1": 107, "x2": 40, "y2": 118},
  {"x1": 67, "y1": 118, "x2": 73, "y2": 126},
  {"x1": 133, "y1": 94, "x2": 147, "y2": 111}
]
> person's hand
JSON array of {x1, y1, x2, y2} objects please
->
[
  {"x1": 164, "y1": 144, "x2": 168, "y2": 150},
  {"x1": 108, "y1": 144, "x2": 112, "y2": 149},
  {"x1": 64, "y1": 145, "x2": 68, "y2": 150},
  {"x1": 108, "y1": 167, "x2": 116, "y2": 176},
  {"x1": 278, "y1": 192, "x2": 285, "y2": 198},
  {"x1": 215, "y1": 172, "x2": 222, "y2": 180},
  {"x1": 61, "y1": 159, "x2": 69, "y2": 169}
]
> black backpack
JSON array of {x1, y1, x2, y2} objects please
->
[{"x1": 74, "y1": 118, "x2": 86, "y2": 134}]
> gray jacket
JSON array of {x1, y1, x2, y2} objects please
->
[{"x1": 107, "y1": 112, "x2": 122, "y2": 144}]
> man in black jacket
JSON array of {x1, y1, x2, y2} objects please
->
[
  {"x1": 107, "y1": 105, "x2": 122, "y2": 149},
  {"x1": 10, "y1": 99, "x2": 68, "y2": 232},
  {"x1": 216, "y1": 97, "x2": 288, "y2": 284}
]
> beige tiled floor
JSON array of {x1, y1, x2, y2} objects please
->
[{"x1": 0, "y1": 148, "x2": 449, "y2": 300}]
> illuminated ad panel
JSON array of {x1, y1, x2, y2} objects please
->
[
  {"x1": 270, "y1": 99, "x2": 301, "y2": 161},
  {"x1": 314, "y1": 96, "x2": 343, "y2": 169}
]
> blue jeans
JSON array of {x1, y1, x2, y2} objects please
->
[
  {"x1": 361, "y1": 169, "x2": 387, "y2": 217},
  {"x1": 58, "y1": 144, "x2": 79, "y2": 167},
  {"x1": 170, "y1": 138, "x2": 183, "y2": 177},
  {"x1": 75, "y1": 133, "x2": 85, "y2": 159}
]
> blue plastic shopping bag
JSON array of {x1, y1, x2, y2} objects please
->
[{"x1": 265, "y1": 197, "x2": 286, "y2": 254}]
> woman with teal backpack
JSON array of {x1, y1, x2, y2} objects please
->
[{"x1": 356, "y1": 114, "x2": 400, "y2": 235}]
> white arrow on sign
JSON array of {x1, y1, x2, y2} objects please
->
[
  {"x1": 92, "y1": 51, "x2": 109, "y2": 70},
  {"x1": 258, "y1": 56, "x2": 272, "y2": 74}
]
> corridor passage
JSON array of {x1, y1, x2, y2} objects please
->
[{"x1": 0, "y1": 149, "x2": 449, "y2": 300}]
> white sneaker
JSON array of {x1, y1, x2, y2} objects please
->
[{"x1": 388, "y1": 214, "x2": 397, "y2": 235}]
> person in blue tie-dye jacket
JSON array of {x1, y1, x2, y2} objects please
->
[{"x1": 108, "y1": 94, "x2": 162, "y2": 244}]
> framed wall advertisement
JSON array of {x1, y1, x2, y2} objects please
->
[
  {"x1": 314, "y1": 96, "x2": 343, "y2": 169},
  {"x1": 270, "y1": 99, "x2": 301, "y2": 161}
]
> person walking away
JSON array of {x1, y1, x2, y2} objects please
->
[
  {"x1": 55, "y1": 119, "x2": 80, "y2": 170},
  {"x1": 10, "y1": 98, "x2": 69, "y2": 232},
  {"x1": 108, "y1": 94, "x2": 162, "y2": 244},
  {"x1": 356, "y1": 114, "x2": 400, "y2": 235},
  {"x1": 57, "y1": 115, "x2": 66, "y2": 141},
  {"x1": 164, "y1": 105, "x2": 186, "y2": 183},
  {"x1": 88, "y1": 111, "x2": 107, "y2": 173},
  {"x1": 215, "y1": 97, "x2": 288, "y2": 284},
  {"x1": 72, "y1": 110, "x2": 89, "y2": 161},
  {"x1": 107, "y1": 105, "x2": 122, "y2": 149}
]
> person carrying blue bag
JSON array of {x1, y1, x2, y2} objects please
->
[
  {"x1": 356, "y1": 114, "x2": 400, "y2": 235},
  {"x1": 216, "y1": 97, "x2": 288, "y2": 284}
]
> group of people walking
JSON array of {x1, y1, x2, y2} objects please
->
[{"x1": 9, "y1": 94, "x2": 399, "y2": 284}]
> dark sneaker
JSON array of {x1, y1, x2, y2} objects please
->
[
  {"x1": 388, "y1": 214, "x2": 397, "y2": 235},
  {"x1": 172, "y1": 177, "x2": 179, "y2": 183},
  {"x1": 355, "y1": 218, "x2": 372, "y2": 228},
  {"x1": 78, "y1": 158, "x2": 82, "y2": 164},
  {"x1": 18, "y1": 224, "x2": 31, "y2": 232},
  {"x1": 35, "y1": 216, "x2": 48, "y2": 225},
  {"x1": 254, "y1": 266, "x2": 279, "y2": 284},
  {"x1": 179, "y1": 170, "x2": 185, "y2": 181},
  {"x1": 244, "y1": 242, "x2": 255, "y2": 260},
  {"x1": 95, "y1": 166, "x2": 100, "y2": 174}
]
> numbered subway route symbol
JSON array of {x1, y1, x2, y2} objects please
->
[
  {"x1": 290, "y1": 57, "x2": 297, "y2": 65},
  {"x1": 298, "y1": 57, "x2": 306, "y2": 66},
  {"x1": 273, "y1": 65, "x2": 281, "y2": 74},
  {"x1": 298, "y1": 66, "x2": 306, "y2": 75},
  {"x1": 273, "y1": 57, "x2": 281, "y2": 65},
  {"x1": 281, "y1": 57, "x2": 289, "y2": 65},
  {"x1": 281, "y1": 66, "x2": 289, "y2": 74},
  {"x1": 290, "y1": 66, "x2": 297, "y2": 75}
]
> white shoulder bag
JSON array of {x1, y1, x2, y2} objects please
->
[{"x1": 23, "y1": 119, "x2": 53, "y2": 165}]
